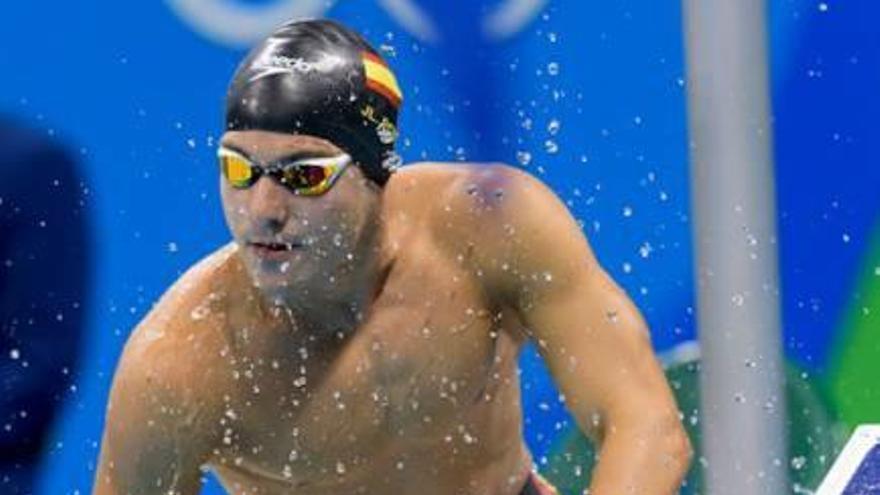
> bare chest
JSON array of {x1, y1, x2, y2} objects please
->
[{"x1": 209, "y1": 247, "x2": 527, "y2": 490}]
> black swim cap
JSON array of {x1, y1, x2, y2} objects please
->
[{"x1": 226, "y1": 19, "x2": 403, "y2": 186}]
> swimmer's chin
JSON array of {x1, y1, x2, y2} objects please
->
[
  {"x1": 249, "y1": 270, "x2": 297, "y2": 291},
  {"x1": 247, "y1": 267, "x2": 316, "y2": 300},
  {"x1": 250, "y1": 278, "x2": 298, "y2": 306}
]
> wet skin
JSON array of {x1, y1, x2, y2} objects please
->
[{"x1": 94, "y1": 131, "x2": 692, "y2": 495}]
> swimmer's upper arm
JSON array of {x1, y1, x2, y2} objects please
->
[
  {"x1": 455, "y1": 164, "x2": 687, "y2": 440},
  {"x1": 94, "y1": 304, "x2": 217, "y2": 494}
]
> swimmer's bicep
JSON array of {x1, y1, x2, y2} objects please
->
[
  {"x1": 95, "y1": 427, "x2": 205, "y2": 495},
  {"x1": 519, "y1": 269, "x2": 677, "y2": 439},
  {"x1": 94, "y1": 331, "x2": 207, "y2": 494},
  {"x1": 478, "y1": 170, "x2": 679, "y2": 437}
]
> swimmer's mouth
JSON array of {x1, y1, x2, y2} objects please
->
[{"x1": 248, "y1": 241, "x2": 302, "y2": 252}]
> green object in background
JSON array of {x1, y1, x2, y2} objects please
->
[
  {"x1": 539, "y1": 352, "x2": 843, "y2": 494},
  {"x1": 828, "y1": 221, "x2": 880, "y2": 431}
]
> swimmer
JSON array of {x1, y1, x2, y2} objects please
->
[{"x1": 93, "y1": 19, "x2": 691, "y2": 495}]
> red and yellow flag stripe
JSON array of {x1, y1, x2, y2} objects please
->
[{"x1": 362, "y1": 51, "x2": 403, "y2": 108}]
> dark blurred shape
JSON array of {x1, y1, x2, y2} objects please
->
[{"x1": 0, "y1": 118, "x2": 91, "y2": 493}]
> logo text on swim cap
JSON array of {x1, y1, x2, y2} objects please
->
[{"x1": 247, "y1": 53, "x2": 347, "y2": 83}]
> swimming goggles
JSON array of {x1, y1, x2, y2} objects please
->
[{"x1": 218, "y1": 147, "x2": 352, "y2": 196}]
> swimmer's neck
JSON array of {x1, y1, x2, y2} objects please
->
[{"x1": 263, "y1": 288, "x2": 367, "y2": 339}]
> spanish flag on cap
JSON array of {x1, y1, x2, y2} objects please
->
[{"x1": 362, "y1": 51, "x2": 403, "y2": 109}]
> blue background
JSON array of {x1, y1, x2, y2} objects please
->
[{"x1": 0, "y1": 0, "x2": 876, "y2": 492}]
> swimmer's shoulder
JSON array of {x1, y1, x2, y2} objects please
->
[
  {"x1": 391, "y1": 161, "x2": 573, "y2": 299},
  {"x1": 389, "y1": 160, "x2": 540, "y2": 237},
  {"x1": 117, "y1": 242, "x2": 244, "y2": 394},
  {"x1": 385, "y1": 161, "x2": 533, "y2": 220},
  {"x1": 135, "y1": 241, "x2": 243, "y2": 332}
]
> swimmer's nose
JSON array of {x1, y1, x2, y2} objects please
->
[{"x1": 249, "y1": 176, "x2": 290, "y2": 231}]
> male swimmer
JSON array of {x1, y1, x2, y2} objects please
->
[{"x1": 94, "y1": 19, "x2": 691, "y2": 495}]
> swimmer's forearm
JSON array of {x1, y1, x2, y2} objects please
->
[{"x1": 586, "y1": 414, "x2": 692, "y2": 495}]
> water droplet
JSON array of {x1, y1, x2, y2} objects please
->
[
  {"x1": 818, "y1": 3, "x2": 829, "y2": 12},
  {"x1": 547, "y1": 62, "x2": 560, "y2": 76},
  {"x1": 379, "y1": 43, "x2": 397, "y2": 58},
  {"x1": 382, "y1": 152, "x2": 403, "y2": 172},
  {"x1": 190, "y1": 304, "x2": 210, "y2": 321},
  {"x1": 516, "y1": 151, "x2": 532, "y2": 166},
  {"x1": 544, "y1": 140, "x2": 559, "y2": 154},
  {"x1": 623, "y1": 206, "x2": 634, "y2": 217},
  {"x1": 547, "y1": 119, "x2": 561, "y2": 135},
  {"x1": 9, "y1": 349, "x2": 20, "y2": 360}
]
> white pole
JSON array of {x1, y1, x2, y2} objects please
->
[{"x1": 681, "y1": 1, "x2": 789, "y2": 494}]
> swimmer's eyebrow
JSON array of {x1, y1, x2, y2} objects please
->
[{"x1": 219, "y1": 143, "x2": 335, "y2": 163}]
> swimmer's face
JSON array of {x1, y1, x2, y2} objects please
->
[{"x1": 219, "y1": 130, "x2": 382, "y2": 301}]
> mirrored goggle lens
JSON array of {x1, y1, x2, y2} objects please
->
[
  {"x1": 277, "y1": 165, "x2": 330, "y2": 190},
  {"x1": 220, "y1": 153, "x2": 256, "y2": 188}
]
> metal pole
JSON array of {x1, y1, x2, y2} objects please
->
[{"x1": 681, "y1": 1, "x2": 789, "y2": 494}]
